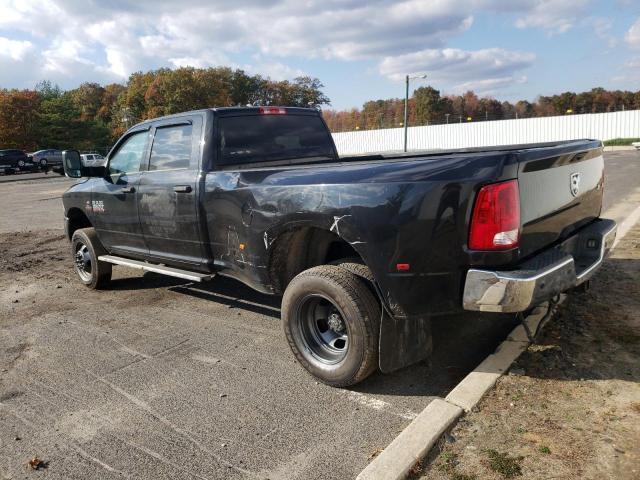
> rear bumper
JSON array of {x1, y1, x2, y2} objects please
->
[{"x1": 463, "y1": 218, "x2": 616, "y2": 313}]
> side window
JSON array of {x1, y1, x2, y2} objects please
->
[
  {"x1": 108, "y1": 131, "x2": 148, "y2": 176},
  {"x1": 148, "y1": 124, "x2": 193, "y2": 171}
]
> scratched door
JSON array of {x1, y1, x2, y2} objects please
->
[{"x1": 137, "y1": 116, "x2": 205, "y2": 268}]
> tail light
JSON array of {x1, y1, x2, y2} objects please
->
[
  {"x1": 259, "y1": 107, "x2": 286, "y2": 115},
  {"x1": 468, "y1": 179, "x2": 520, "y2": 250}
]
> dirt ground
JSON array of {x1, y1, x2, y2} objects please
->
[{"x1": 419, "y1": 224, "x2": 640, "y2": 480}]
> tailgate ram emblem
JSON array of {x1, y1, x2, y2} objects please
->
[{"x1": 570, "y1": 172, "x2": 581, "y2": 197}]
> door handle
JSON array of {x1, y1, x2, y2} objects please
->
[
  {"x1": 120, "y1": 186, "x2": 135, "y2": 193},
  {"x1": 173, "y1": 185, "x2": 192, "y2": 193}
]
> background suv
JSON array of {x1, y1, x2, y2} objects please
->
[
  {"x1": 80, "y1": 153, "x2": 105, "y2": 167},
  {"x1": 31, "y1": 149, "x2": 63, "y2": 167},
  {"x1": 0, "y1": 149, "x2": 29, "y2": 172}
]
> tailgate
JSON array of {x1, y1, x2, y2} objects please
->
[{"x1": 516, "y1": 140, "x2": 604, "y2": 259}]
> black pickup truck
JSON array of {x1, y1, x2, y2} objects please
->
[{"x1": 61, "y1": 106, "x2": 616, "y2": 386}]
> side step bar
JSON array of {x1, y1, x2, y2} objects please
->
[{"x1": 98, "y1": 255, "x2": 215, "y2": 282}]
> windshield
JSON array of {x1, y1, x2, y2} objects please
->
[{"x1": 217, "y1": 114, "x2": 335, "y2": 166}]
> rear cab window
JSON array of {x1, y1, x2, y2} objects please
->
[
  {"x1": 216, "y1": 111, "x2": 336, "y2": 168},
  {"x1": 149, "y1": 124, "x2": 193, "y2": 171}
]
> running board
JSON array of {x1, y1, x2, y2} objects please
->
[{"x1": 98, "y1": 255, "x2": 215, "y2": 282}]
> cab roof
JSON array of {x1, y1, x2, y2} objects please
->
[{"x1": 131, "y1": 106, "x2": 321, "y2": 130}]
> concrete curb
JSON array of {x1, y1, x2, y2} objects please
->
[
  {"x1": 356, "y1": 207, "x2": 640, "y2": 480},
  {"x1": 356, "y1": 399, "x2": 463, "y2": 480},
  {"x1": 602, "y1": 145, "x2": 638, "y2": 151}
]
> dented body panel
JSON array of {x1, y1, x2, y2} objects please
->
[{"x1": 62, "y1": 107, "x2": 609, "y2": 323}]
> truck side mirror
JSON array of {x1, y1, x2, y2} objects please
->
[
  {"x1": 63, "y1": 150, "x2": 106, "y2": 178},
  {"x1": 63, "y1": 150, "x2": 83, "y2": 178}
]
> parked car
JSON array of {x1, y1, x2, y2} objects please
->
[
  {"x1": 80, "y1": 153, "x2": 105, "y2": 167},
  {"x1": 61, "y1": 106, "x2": 616, "y2": 387},
  {"x1": 0, "y1": 149, "x2": 29, "y2": 173},
  {"x1": 31, "y1": 149, "x2": 63, "y2": 167}
]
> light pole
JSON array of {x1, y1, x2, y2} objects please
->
[
  {"x1": 445, "y1": 113, "x2": 450, "y2": 124},
  {"x1": 121, "y1": 106, "x2": 131, "y2": 129},
  {"x1": 403, "y1": 74, "x2": 427, "y2": 152}
]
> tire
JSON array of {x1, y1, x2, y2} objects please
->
[
  {"x1": 329, "y1": 257, "x2": 376, "y2": 284},
  {"x1": 282, "y1": 265, "x2": 381, "y2": 387},
  {"x1": 39, "y1": 159, "x2": 47, "y2": 168},
  {"x1": 71, "y1": 227, "x2": 112, "y2": 289},
  {"x1": 17, "y1": 159, "x2": 25, "y2": 168}
]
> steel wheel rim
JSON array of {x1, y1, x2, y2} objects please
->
[
  {"x1": 74, "y1": 243, "x2": 92, "y2": 281},
  {"x1": 296, "y1": 294, "x2": 349, "y2": 365}
]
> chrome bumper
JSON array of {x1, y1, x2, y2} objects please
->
[{"x1": 463, "y1": 219, "x2": 617, "y2": 313}]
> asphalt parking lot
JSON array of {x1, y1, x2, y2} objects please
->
[{"x1": 1, "y1": 151, "x2": 638, "y2": 479}]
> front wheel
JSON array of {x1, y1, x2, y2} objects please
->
[
  {"x1": 39, "y1": 159, "x2": 47, "y2": 168},
  {"x1": 71, "y1": 228, "x2": 112, "y2": 289},
  {"x1": 17, "y1": 159, "x2": 25, "y2": 168},
  {"x1": 282, "y1": 265, "x2": 380, "y2": 387}
]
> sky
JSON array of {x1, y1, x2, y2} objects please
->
[{"x1": 0, "y1": 0, "x2": 639, "y2": 110}]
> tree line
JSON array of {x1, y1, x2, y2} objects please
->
[
  {"x1": 2, "y1": 67, "x2": 640, "y2": 152},
  {"x1": 322, "y1": 87, "x2": 640, "y2": 132},
  {"x1": 0, "y1": 67, "x2": 330, "y2": 153}
]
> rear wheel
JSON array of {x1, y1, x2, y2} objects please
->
[
  {"x1": 282, "y1": 265, "x2": 380, "y2": 387},
  {"x1": 71, "y1": 228, "x2": 112, "y2": 289},
  {"x1": 17, "y1": 159, "x2": 25, "y2": 168}
]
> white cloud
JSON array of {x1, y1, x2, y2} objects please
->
[
  {"x1": 626, "y1": 57, "x2": 640, "y2": 68},
  {"x1": 592, "y1": 18, "x2": 618, "y2": 48},
  {"x1": 244, "y1": 62, "x2": 306, "y2": 81},
  {"x1": 0, "y1": 37, "x2": 33, "y2": 60},
  {"x1": 511, "y1": 0, "x2": 591, "y2": 34},
  {"x1": 626, "y1": 17, "x2": 640, "y2": 49},
  {"x1": 0, "y1": 0, "x2": 593, "y2": 95},
  {"x1": 379, "y1": 48, "x2": 535, "y2": 94}
]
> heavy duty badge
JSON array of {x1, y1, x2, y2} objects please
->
[{"x1": 570, "y1": 172, "x2": 581, "y2": 197}]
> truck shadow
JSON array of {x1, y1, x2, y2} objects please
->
[
  {"x1": 168, "y1": 275, "x2": 282, "y2": 319},
  {"x1": 105, "y1": 258, "x2": 638, "y2": 398},
  {"x1": 161, "y1": 272, "x2": 521, "y2": 397},
  {"x1": 355, "y1": 312, "x2": 520, "y2": 397}
]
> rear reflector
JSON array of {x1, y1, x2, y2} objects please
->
[
  {"x1": 468, "y1": 179, "x2": 520, "y2": 251},
  {"x1": 258, "y1": 107, "x2": 286, "y2": 115}
]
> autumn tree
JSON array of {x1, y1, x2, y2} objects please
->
[
  {"x1": 70, "y1": 82, "x2": 105, "y2": 120},
  {"x1": 0, "y1": 89, "x2": 41, "y2": 150},
  {"x1": 414, "y1": 86, "x2": 443, "y2": 125}
]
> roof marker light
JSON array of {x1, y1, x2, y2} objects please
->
[{"x1": 258, "y1": 107, "x2": 286, "y2": 115}]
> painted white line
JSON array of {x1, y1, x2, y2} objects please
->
[{"x1": 340, "y1": 391, "x2": 418, "y2": 421}]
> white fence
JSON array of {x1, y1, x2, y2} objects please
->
[{"x1": 331, "y1": 110, "x2": 640, "y2": 155}]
